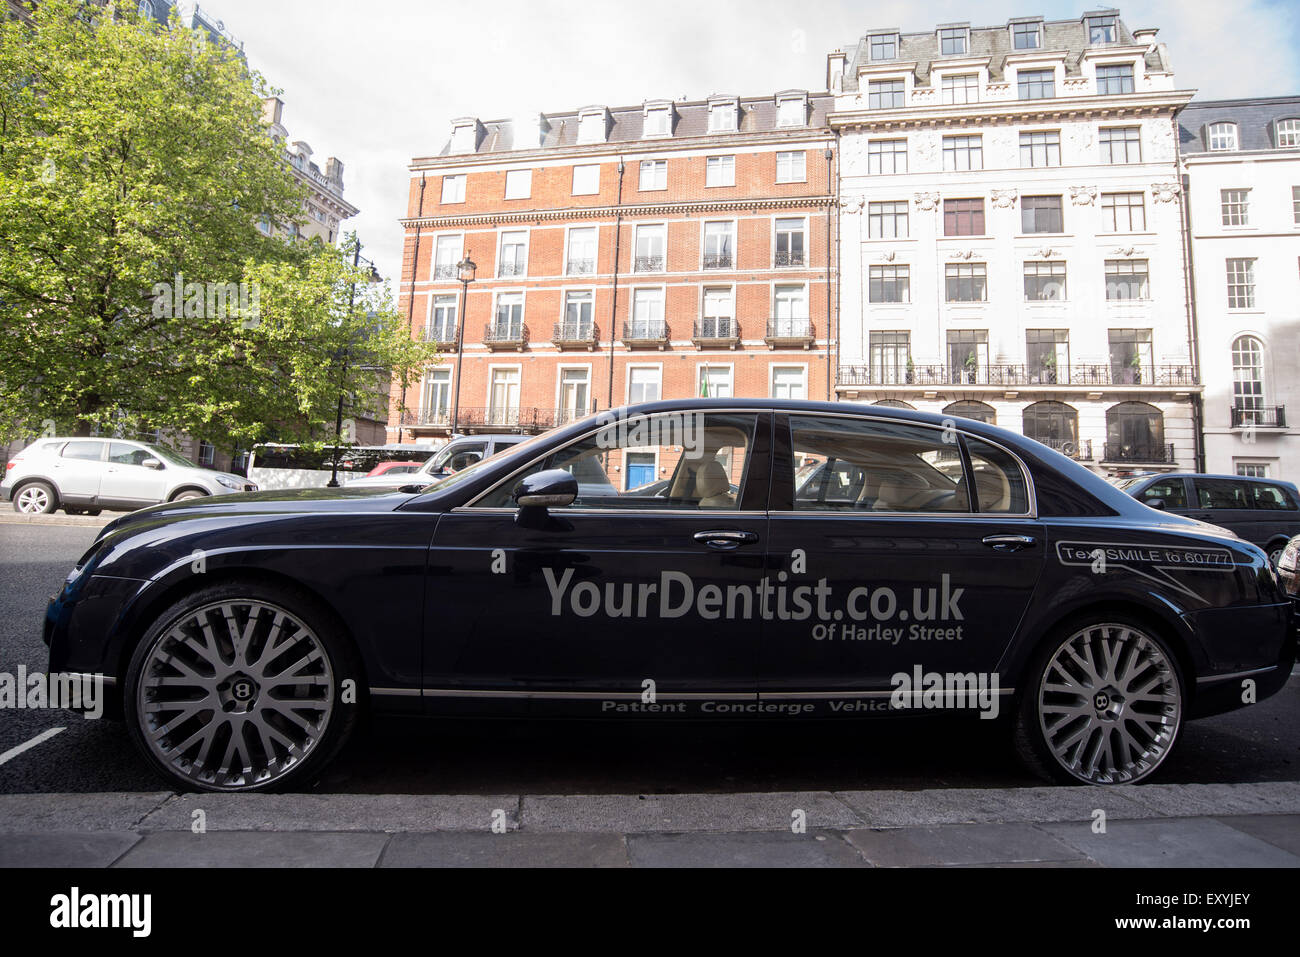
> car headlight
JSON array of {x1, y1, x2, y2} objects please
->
[
  {"x1": 1280, "y1": 541, "x2": 1300, "y2": 574},
  {"x1": 216, "y1": 475, "x2": 242, "y2": 490}
]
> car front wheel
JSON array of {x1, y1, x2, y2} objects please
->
[
  {"x1": 1015, "y1": 617, "x2": 1184, "y2": 785},
  {"x1": 124, "y1": 583, "x2": 359, "y2": 792},
  {"x1": 13, "y1": 481, "x2": 58, "y2": 514}
]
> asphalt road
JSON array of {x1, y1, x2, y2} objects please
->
[{"x1": 1, "y1": 522, "x2": 1296, "y2": 795}]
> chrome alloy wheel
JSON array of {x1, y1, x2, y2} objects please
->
[
  {"x1": 15, "y1": 485, "x2": 51, "y2": 513},
  {"x1": 136, "y1": 600, "x2": 335, "y2": 790},
  {"x1": 1037, "y1": 623, "x2": 1181, "y2": 784}
]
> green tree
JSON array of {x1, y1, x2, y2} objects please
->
[{"x1": 0, "y1": 0, "x2": 434, "y2": 447}]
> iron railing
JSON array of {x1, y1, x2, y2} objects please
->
[
  {"x1": 1035, "y1": 437, "x2": 1093, "y2": 460},
  {"x1": 497, "y1": 261, "x2": 527, "y2": 278},
  {"x1": 623, "y1": 319, "x2": 669, "y2": 345},
  {"x1": 774, "y1": 250, "x2": 805, "y2": 267},
  {"x1": 433, "y1": 263, "x2": 459, "y2": 280},
  {"x1": 1102, "y1": 442, "x2": 1176, "y2": 464},
  {"x1": 482, "y1": 322, "x2": 527, "y2": 349},
  {"x1": 1230, "y1": 406, "x2": 1286, "y2": 428},
  {"x1": 633, "y1": 255, "x2": 665, "y2": 272},
  {"x1": 552, "y1": 321, "x2": 599, "y2": 347},
  {"x1": 702, "y1": 253, "x2": 733, "y2": 269},
  {"x1": 837, "y1": 363, "x2": 1198, "y2": 388},
  {"x1": 566, "y1": 258, "x2": 596, "y2": 276},
  {"x1": 424, "y1": 324, "x2": 457, "y2": 345},
  {"x1": 693, "y1": 319, "x2": 739, "y2": 344}
]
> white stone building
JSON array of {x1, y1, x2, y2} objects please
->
[
  {"x1": 1179, "y1": 96, "x2": 1300, "y2": 482},
  {"x1": 827, "y1": 12, "x2": 1198, "y2": 475}
]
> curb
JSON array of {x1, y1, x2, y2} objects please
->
[{"x1": 0, "y1": 513, "x2": 117, "y2": 528}]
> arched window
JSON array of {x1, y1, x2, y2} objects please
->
[
  {"x1": 1232, "y1": 335, "x2": 1265, "y2": 413},
  {"x1": 1206, "y1": 122, "x2": 1238, "y2": 151},
  {"x1": 1106, "y1": 402, "x2": 1165, "y2": 462},
  {"x1": 871, "y1": 399, "x2": 916, "y2": 410},
  {"x1": 944, "y1": 400, "x2": 996, "y2": 424},
  {"x1": 1022, "y1": 401, "x2": 1078, "y2": 455}
]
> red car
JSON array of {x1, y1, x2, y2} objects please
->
[{"x1": 363, "y1": 460, "x2": 427, "y2": 479}]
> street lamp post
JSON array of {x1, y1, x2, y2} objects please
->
[
  {"x1": 327, "y1": 240, "x2": 382, "y2": 488},
  {"x1": 448, "y1": 254, "x2": 476, "y2": 437}
]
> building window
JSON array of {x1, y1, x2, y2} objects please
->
[
  {"x1": 638, "y1": 160, "x2": 667, "y2": 191},
  {"x1": 1024, "y1": 261, "x2": 1066, "y2": 301},
  {"x1": 634, "y1": 225, "x2": 666, "y2": 272},
  {"x1": 566, "y1": 227, "x2": 597, "y2": 275},
  {"x1": 869, "y1": 33, "x2": 897, "y2": 60},
  {"x1": 1027, "y1": 329, "x2": 1070, "y2": 382},
  {"x1": 940, "y1": 73, "x2": 979, "y2": 105},
  {"x1": 867, "y1": 139, "x2": 908, "y2": 174},
  {"x1": 577, "y1": 111, "x2": 606, "y2": 143},
  {"x1": 1105, "y1": 260, "x2": 1150, "y2": 300},
  {"x1": 628, "y1": 366, "x2": 661, "y2": 404},
  {"x1": 706, "y1": 155, "x2": 735, "y2": 187},
  {"x1": 1207, "y1": 122, "x2": 1238, "y2": 151},
  {"x1": 869, "y1": 265, "x2": 910, "y2": 303},
  {"x1": 428, "y1": 295, "x2": 457, "y2": 342},
  {"x1": 1012, "y1": 21, "x2": 1040, "y2": 49},
  {"x1": 1020, "y1": 130, "x2": 1061, "y2": 167},
  {"x1": 440, "y1": 174, "x2": 465, "y2": 204},
  {"x1": 557, "y1": 368, "x2": 590, "y2": 423},
  {"x1": 488, "y1": 367, "x2": 521, "y2": 425},
  {"x1": 1108, "y1": 329, "x2": 1154, "y2": 384},
  {"x1": 1293, "y1": 186, "x2": 1300, "y2": 225},
  {"x1": 422, "y1": 368, "x2": 451, "y2": 422},
  {"x1": 945, "y1": 263, "x2": 988, "y2": 302},
  {"x1": 562, "y1": 290, "x2": 594, "y2": 339},
  {"x1": 630, "y1": 288, "x2": 664, "y2": 338},
  {"x1": 1237, "y1": 463, "x2": 1269, "y2": 478},
  {"x1": 1226, "y1": 258, "x2": 1256, "y2": 308},
  {"x1": 943, "y1": 198, "x2": 985, "y2": 236},
  {"x1": 774, "y1": 285, "x2": 808, "y2": 324},
  {"x1": 868, "y1": 79, "x2": 906, "y2": 110},
  {"x1": 1101, "y1": 192, "x2": 1146, "y2": 231},
  {"x1": 433, "y1": 234, "x2": 462, "y2": 279},
  {"x1": 868, "y1": 201, "x2": 909, "y2": 238},
  {"x1": 643, "y1": 106, "x2": 671, "y2": 137},
  {"x1": 504, "y1": 169, "x2": 531, "y2": 200},
  {"x1": 1089, "y1": 15, "x2": 1118, "y2": 43},
  {"x1": 1096, "y1": 64, "x2": 1135, "y2": 95},
  {"x1": 869, "y1": 331, "x2": 911, "y2": 383},
  {"x1": 197, "y1": 440, "x2": 215, "y2": 467},
  {"x1": 702, "y1": 221, "x2": 735, "y2": 269},
  {"x1": 1277, "y1": 118, "x2": 1300, "y2": 148},
  {"x1": 572, "y1": 164, "x2": 599, "y2": 195},
  {"x1": 945, "y1": 400, "x2": 997, "y2": 423},
  {"x1": 772, "y1": 366, "x2": 807, "y2": 400},
  {"x1": 939, "y1": 27, "x2": 968, "y2": 55},
  {"x1": 774, "y1": 218, "x2": 806, "y2": 267},
  {"x1": 709, "y1": 101, "x2": 737, "y2": 132},
  {"x1": 776, "y1": 151, "x2": 806, "y2": 183},
  {"x1": 1106, "y1": 402, "x2": 1165, "y2": 459},
  {"x1": 1021, "y1": 195, "x2": 1063, "y2": 233},
  {"x1": 700, "y1": 287, "x2": 735, "y2": 338},
  {"x1": 1023, "y1": 401, "x2": 1079, "y2": 452},
  {"x1": 1017, "y1": 69, "x2": 1055, "y2": 100},
  {"x1": 947, "y1": 330, "x2": 988, "y2": 381},
  {"x1": 776, "y1": 97, "x2": 805, "y2": 126},
  {"x1": 491, "y1": 293, "x2": 524, "y2": 340},
  {"x1": 497, "y1": 230, "x2": 527, "y2": 277},
  {"x1": 698, "y1": 364, "x2": 733, "y2": 398},
  {"x1": 1100, "y1": 126, "x2": 1141, "y2": 163},
  {"x1": 942, "y1": 134, "x2": 983, "y2": 171},
  {"x1": 1221, "y1": 189, "x2": 1250, "y2": 226},
  {"x1": 1231, "y1": 335, "x2": 1265, "y2": 412}
]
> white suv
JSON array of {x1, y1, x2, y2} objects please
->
[{"x1": 2, "y1": 438, "x2": 256, "y2": 515}]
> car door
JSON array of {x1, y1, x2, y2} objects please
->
[
  {"x1": 424, "y1": 410, "x2": 770, "y2": 714},
  {"x1": 1131, "y1": 476, "x2": 1191, "y2": 514},
  {"x1": 49, "y1": 440, "x2": 107, "y2": 503},
  {"x1": 1189, "y1": 477, "x2": 1257, "y2": 544},
  {"x1": 99, "y1": 442, "x2": 171, "y2": 506},
  {"x1": 760, "y1": 412, "x2": 1045, "y2": 700}
]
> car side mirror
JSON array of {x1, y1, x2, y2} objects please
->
[
  {"x1": 142, "y1": 458, "x2": 163, "y2": 470},
  {"x1": 514, "y1": 469, "x2": 578, "y2": 508},
  {"x1": 1144, "y1": 497, "x2": 1166, "y2": 511}
]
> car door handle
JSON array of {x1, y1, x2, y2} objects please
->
[
  {"x1": 981, "y1": 534, "x2": 1037, "y2": 552},
  {"x1": 694, "y1": 529, "x2": 759, "y2": 550}
]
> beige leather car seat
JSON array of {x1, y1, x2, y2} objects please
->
[{"x1": 696, "y1": 460, "x2": 734, "y2": 508}]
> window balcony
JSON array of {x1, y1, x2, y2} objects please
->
[
  {"x1": 622, "y1": 319, "x2": 669, "y2": 349},
  {"x1": 425, "y1": 324, "x2": 457, "y2": 347},
  {"x1": 633, "y1": 255, "x2": 665, "y2": 273},
  {"x1": 433, "y1": 262, "x2": 459, "y2": 280},
  {"x1": 552, "y1": 320, "x2": 599, "y2": 350},
  {"x1": 1230, "y1": 406, "x2": 1286, "y2": 429},
  {"x1": 566, "y1": 258, "x2": 596, "y2": 276},
  {"x1": 692, "y1": 318, "x2": 740, "y2": 348},
  {"x1": 765, "y1": 318, "x2": 814, "y2": 348},
  {"x1": 402, "y1": 406, "x2": 556, "y2": 434},
  {"x1": 1102, "y1": 442, "x2": 1176, "y2": 464},
  {"x1": 836, "y1": 363, "x2": 1198, "y2": 388},
  {"x1": 482, "y1": 322, "x2": 528, "y2": 351},
  {"x1": 1036, "y1": 437, "x2": 1093, "y2": 460},
  {"x1": 497, "y1": 261, "x2": 527, "y2": 278},
  {"x1": 702, "y1": 253, "x2": 733, "y2": 270},
  {"x1": 774, "y1": 250, "x2": 806, "y2": 267}
]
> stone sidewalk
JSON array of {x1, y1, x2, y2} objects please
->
[{"x1": 1, "y1": 782, "x2": 1298, "y2": 867}]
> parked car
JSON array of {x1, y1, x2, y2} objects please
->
[
  {"x1": 46, "y1": 400, "x2": 1293, "y2": 792},
  {"x1": 1276, "y1": 535, "x2": 1300, "y2": 604},
  {"x1": 1118, "y1": 473, "x2": 1300, "y2": 567},
  {"x1": 364, "y1": 460, "x2": 427, "y2": 479},
  {"x1": 344, "y1": 434, "x2": 529, "y2": 490},
  {"x1": 3, "y1": 437, "x2": 256, "y2": 514}
]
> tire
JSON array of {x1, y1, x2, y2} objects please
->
[
  {"x1": 124, "y1": 581, "x2": 361, "y2": 792},
  {"x1": 1014, "y1": 614, "x2": 1184, "y2": 785},
  {"x1": 1266, "y1": 542, "x2": 1286, "y2": 569},
  {"x1": 13, "y1": 481, "x2": 58, "y2": 514},
  {"x1": 171, "y1": 489, "x2": 207, "y2": 502},
  {"x1": 64, "y1": 506, "x2": 101, "y2": 516}
]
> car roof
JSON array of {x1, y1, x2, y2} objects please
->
[{"x1": 1131, "y1": 472, "x2": 1297, "y2": 488}]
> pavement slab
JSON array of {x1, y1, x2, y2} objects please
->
[
  {"x1": 521, "y1": 790, "x2": 862, "y2": 833},
  {"x1": 0, "y1": 792, "x2": 174, "y2": 831},
  {"x1": 832, "y1": 785, "x2": 1157, "y2": 826},
  {"x1": 0, "y1": 831, "x2": 141, "y2": 868},
  {"x1": 138, "y1": 792, "x2": 521, "y2": 832},
  {"x1": 626, "y1": 830, "x2": 868, "y2": 867},
  {"x1": 381, "y1": 831, "x2": 629, "y2": 867},
  {"x1": 113, "y1": 831, "x2": 391, "y2": 868},
  {"x1": 1042, "y1": 816, "x2": 1300, "y2": 867},
  {"x1": 843, "y1": 822, "x2": 1090, "y2": 866}
]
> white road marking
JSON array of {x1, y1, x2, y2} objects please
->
[{"x1": 0, "y1": 727, "x2": 65, "y2": 766}]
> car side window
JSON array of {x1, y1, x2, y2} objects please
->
[
  {"x1": 790, "y1": 415, "x2": 971, "y2": 513},
  {"x1": 1194, "y1": 479, "x2": 1249, "y2": 509},
  {"x1": 108, "y1": 443, "x2": 152, "y2": 466},
  {"x1": 61, "y1": 441, "x2": 104, "y2": 461},
  {"x1": 472, "y1": 412, "x2": 756, "y2": 510},
  {"x1": 434, "y1": 442, "x2": 485, "y2": 472},
  {"x1": 1251, "y1": 484, "x2": 1298, "y2": 511},
  {"x1": 964, "y1": 438, "x2": 1030, "y2": 513},
  {"x1": 1139, "y1": 478, "x2": 1187, "y2": 509}
]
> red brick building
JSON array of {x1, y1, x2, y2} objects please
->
[{"x1": 388, "y1": 91, "x2": 837, "y2": 445}]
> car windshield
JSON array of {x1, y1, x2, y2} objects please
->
[
  {"x1": 408, "y1": 433, "x2": 554, "y2": 494},
  {"x1": 147, "y1": 444, "x2": 200, "y2": 468}
]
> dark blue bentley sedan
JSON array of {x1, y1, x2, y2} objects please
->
[{"x1": 45, "y1": 400, "x2": 1295, "y2": 791}]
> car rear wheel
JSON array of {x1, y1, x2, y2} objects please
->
[
  {"x1": 13, "y1": 481, "x2": 57, "y2": 514},
  {"x1": 1267, "y1": 542, "x2": 1286, "y2": 569},
  {"x1": 1015, "y1": 617, "x2": 1183, "y2": 785},
  {"x1": 124, "y1": 584, "x2": 359, "y2": 792}
]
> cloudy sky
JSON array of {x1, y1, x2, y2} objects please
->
[{"x1": 207, "y1": 0, "x2": 1300, "y2": 284}]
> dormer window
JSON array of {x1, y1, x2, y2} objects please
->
[
  {"x1": 1096, "y1": 63, "x2": 1135, "y2": 95},
  {"x1": 1207, "y1": 122, "x2": 1239, "y2": 151},
  {"x1": 1011, "y1": 20, "x2": 1041, "y2": 49},
  {"x1": 869, "y1": 33, "x2": 898, "y2": 61},
  {"x1": 577, "y1": 108, "x2": 608, "y2": 144},
  {"x1": 708, "y1": 98, "x2": 738, "y2": 133},
  {"x1": 776, "y1": 93, "x2": 807, "y2": 127},
  {"x1": 1088, "y1": 14, "x2": 1118, "y2": 44},
  {"x1": 643, "y1": 103, "x2": 672, "y2": 138},
  {"x1": 1276, "y1": 118, "x2": 1300, "y2": 148},
  {"x1": 868, "y1": 79, "x2": 906, "y2": 109},
  {"x1": 938, "y1": 26, "x2": 968, "y2": 56},
  {"x1": 450, "y1": 119, "x2": 480, "y2": 154}
]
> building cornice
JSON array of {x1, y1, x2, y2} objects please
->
[
  {"x1": 830, "y1": 89, "x2": 1194, "y2": 131},
  {"x1": 398, "y1": 194, "x2": 833, "y2": 230}
]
